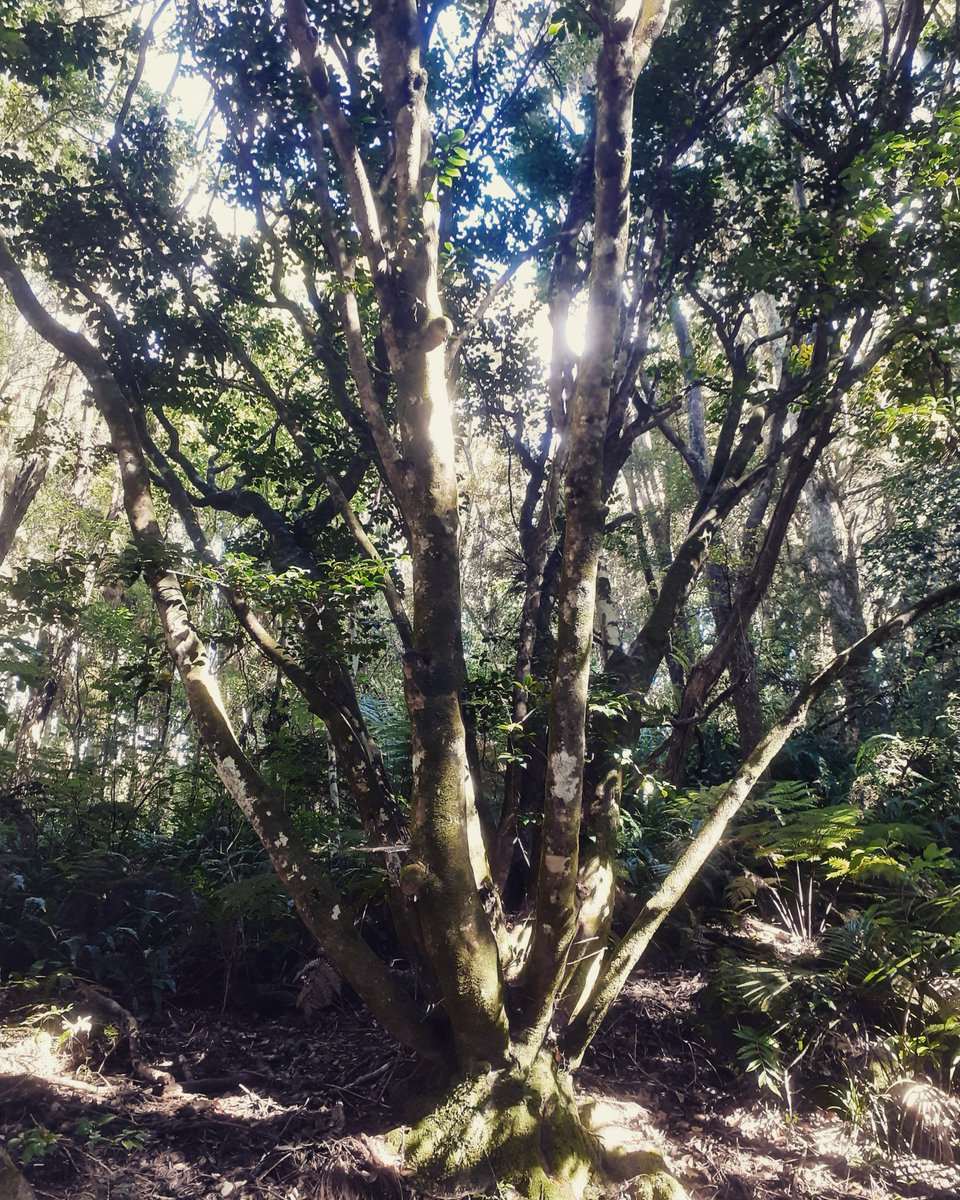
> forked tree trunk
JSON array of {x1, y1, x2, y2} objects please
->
[
  {"x1": 668, "y1": 298, "x2": 769, "y2": 773},
  {"x1": 286, "y1": 0, "x2": 512, "y2": 1070},
  {"x1": 1, "y1": 2, "x2": 950, "y2": 1198},
  {"x1": 663, "y1": 403, "x2": 835, "y2": 784}
]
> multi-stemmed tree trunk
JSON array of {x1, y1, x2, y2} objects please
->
[{"x1": 1, "y1": 1, "x2": 957, "y2": 1197}]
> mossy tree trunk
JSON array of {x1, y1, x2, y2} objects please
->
[{"x1": 0, "y1": 1, "x2": 951, "y2": 1198}]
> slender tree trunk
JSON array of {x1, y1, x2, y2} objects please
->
[
  {"x1": 0, "y1": 365, "x2": 61, "y2": 568},
  {"x1": 325, "y1": 727, "x2": 339, "y2": 820},
  {"x1": 1, "y1": 391, "x2": 97, "y2": 844},
  {"x1": 523, "y1": 1, "x2": 671, "y2": 1053},
  {"x1": 805, "y1": 468, "x2": 873, "y2": 738},
  {"x1": 594, "y1": 559, "x2": 622, "y2": 667},
  {"x1": 2, "y1": 626, "x2": 74, "y2": 845},
  {"x1": 671, "y1": 297, "x2": 765, "y2": 767},
  {"x1": 664, "y1": 407, "x2": 830, "y2": 784},
  {"x1": 622, "y1": 458, "x2": 690, "y2": 691},
  {"x1": 704, "y1": 557, "x2": 766, "y2": 757}
]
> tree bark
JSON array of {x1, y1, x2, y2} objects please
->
[
  {"x1": 805, "y1": 467, "x2": 873, "y2": 738},
  {"x1": 0, "y1": 363, "x2": 61, "y2": 569},
  {"x1": 523, "y1": 0, "x2": 674, "y2": 1052},
  {"x1": 595, "y1": 559, "x2": 623, "y2": 667},
  {"x1": 1, "y1": 390, "x2": 98, "y2": 844},
  {"x1": 671, "y1": 297, "x2": 766, "y2": 761},
  {"x1": 663, "y1": 405, "x2": 833, "y2": 783},
  {"x1": 0, "y1": 234, "x2": 443, "y2": 1068},
  {"x1": 286, "y1": 0, "x2": 512, "y2": 1069}
]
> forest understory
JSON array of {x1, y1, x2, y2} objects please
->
[
  {"x1": 3, "y1": 2, "x2": 960, "y2": 1199},
  {"x1": 3, "y1": 957, "x2": 958, "y2": 1200}
]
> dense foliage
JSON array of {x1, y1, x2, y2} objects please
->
[{"x1": 2, "y1": 1, "x2": 960, "y2": 1195}]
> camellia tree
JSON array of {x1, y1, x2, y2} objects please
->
[{"x1": 2, "y1": 0, "x2": 960, "y2": 1196}]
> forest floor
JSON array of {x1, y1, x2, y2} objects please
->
[{"x1": 1, "y1": 964, "x2": 958, "y2": 1200}]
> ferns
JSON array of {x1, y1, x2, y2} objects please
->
[
  {"x1": 358, "y1": 696, "x2": 412, "y2": 800},
  {"x1": 733, "y1": 1025, "x2": 785, "y2": 1096},
  {"x1": 709, "y1": 739, "x2": 960, "y2": 1135}
]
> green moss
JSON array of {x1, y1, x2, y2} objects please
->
[
  {"x1": 380, "y1": 1058, "x2": 692, "y2": 1200},
  {"x1": 622, "y1": 1171, "x2": 691, "y2": 1200},
  {"x1": 384, "y1": 1056, "x2": 599, "y2": 1199}
]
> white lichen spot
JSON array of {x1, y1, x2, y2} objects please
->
[
  {"x1": 550, "y1": 748, "x2": 580, "y2": 806},
  {"x1": 216, "y1": 756, "x2": 254, "y2": 810},
  {"x1": 276, "y1": 831, "x2": 289, "y2": 847},
  {"x1": 331, "y1": 905, "x2": 341, "y2": 921}
]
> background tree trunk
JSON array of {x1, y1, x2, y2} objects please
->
[
  {"x1": 805, "y1": 468, "x2": 873, "y2": 739},
  {"x1": 0, "y1": 361, "x2": 65, "y2": 568}
]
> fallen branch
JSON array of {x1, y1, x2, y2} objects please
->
[{"x1": 75, "y1": 983, "x2": 176, "y2": 1091}]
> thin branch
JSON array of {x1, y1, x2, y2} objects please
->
[
  {"x1": 446, "y1": 235, "x2": 558, "y2": 370},
  {"x1": 285, "y1": 0, "x2": 390, "y2": 283}
]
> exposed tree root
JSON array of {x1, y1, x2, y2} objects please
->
[
  {"x1": 0, "y1": 1149, "x2": 35, "y2": 1200},
  {"x1": 578, "y1": 1100, "x2": 688, "y2": 1199},
  {"x1": 364, "y1": 1055, "x2": 690, "y2": 1200},
  {"x1": 75, "y1": 982, "x2": 176, "y2": 1090}
]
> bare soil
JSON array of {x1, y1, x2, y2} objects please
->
[{"x1": 1, "y1": 967, "x2": 957, "y2": 1200}]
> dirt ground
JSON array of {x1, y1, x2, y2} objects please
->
[{"x1": 1, "y1": 967, "x2": 958, "y2": 1200}]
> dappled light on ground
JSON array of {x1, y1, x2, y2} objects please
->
[{"x1": 3, "y1": 968, "x2": 959, "y2": 1199}]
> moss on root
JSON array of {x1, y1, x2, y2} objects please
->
[
  {"x1": 621, "y1": 1170, "x2": 691, "y2": 1200},
  {"x1": 578, "y1": 1099, "x2": 689, "y2": 1199},
  {"x1": 378, "y1": 1056, "x2": 691, "y2": 1200}
]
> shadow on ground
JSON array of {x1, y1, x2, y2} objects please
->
[{"x1": 2, "y1": 968, "x2": 958, "y2": 1200}]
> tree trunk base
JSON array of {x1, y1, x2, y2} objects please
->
[
  {"x1": 0, "y1": 1150, "x2": 35, "y2": 1200},
  {"x1": 370, "y1": 1056, "x2": 690, "y2": 1200}
]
